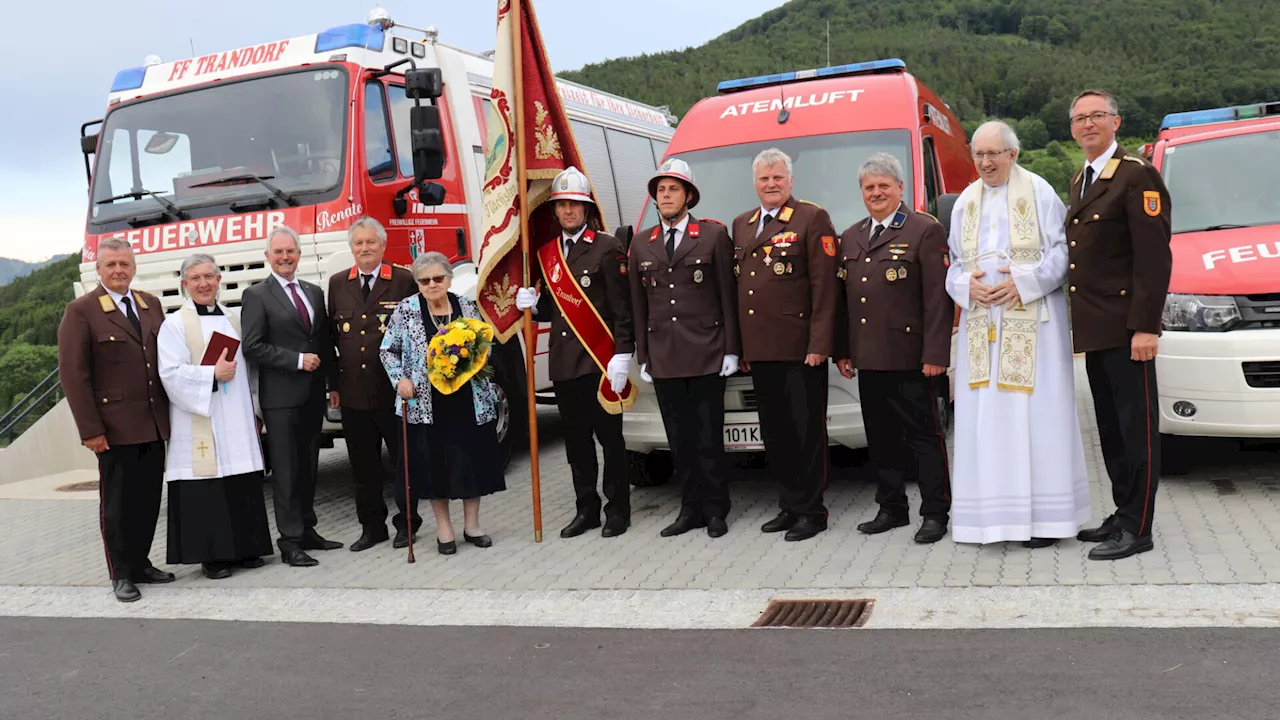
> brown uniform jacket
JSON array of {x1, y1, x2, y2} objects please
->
[
  {"x1": 835, "y1": 206, "x2": 954, "y2": 370},
  {"x1": 629, "y1": 217, "x2": 740, "y2": 379},
  {"x1": 327, "y1": 263, "x2": 416, "y2": 412},
  {"x1": 730, "y1": 197, "x2": 840, "y2": 362},
  {"x1": 57, "y1": 285, "x2": 170, "y2": 445},
  {"x1": 1066, "y1": 145, "x2": 1173, "y2": 353},
  {"x1": 533, "y1": 229, "x2": 635, "y2": 383}
]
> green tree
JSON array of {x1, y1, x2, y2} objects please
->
[{"x1": 0, "y1": 344, "x2": 58, "y2": 415}]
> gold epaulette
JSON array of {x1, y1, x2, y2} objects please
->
[
  {"x1": 1122, "y1": 155, "x2": 1146, "y2": 166},
  {"x1": 797, "y1": 199, "x2": 822, "y2": 208},
  {"x1": 917, "y1": 210, "x2": 939, "y2": 223}
]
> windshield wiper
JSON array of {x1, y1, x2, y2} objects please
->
[
  {"x1": 1185, "y1": 224, "x2": 1250, "y2": 232},
  {"x1": 97, "y1": 189, "x2": 188, "y2": 219},
  {"x1": 188, "y1": 173, "x2": 298, "y2": 206}
]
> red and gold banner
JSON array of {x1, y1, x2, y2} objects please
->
[{"x1": 476, "y1": 0, "x2": 604, "y2": 342}]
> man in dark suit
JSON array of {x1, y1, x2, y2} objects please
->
[
  {"x1": 242, "y1": 226, "x2": 341, "y2": 567},
  {"x1": 731, "y1": 148, "x2": 841, "y2": 542},
  {"x1": 630, "y1": 159, "x2": 740, "y2": 539},
  {"x1": 327, "y1": 217, "x2": 420, "y2": 552},
  {"x1": 835, "y1": 153, "x2": 955, "y2": 544},
  {"x1": 58, "y1": 237, "x2": 174, "y2": 602},
  {"x1": 1066, "y1": 89, "x2": 1173, "y2": 561},
  {"x1": 514, "y1": 167, "x2": 635, "y2": 539}
]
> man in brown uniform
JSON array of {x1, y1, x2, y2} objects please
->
[
  {"x1": 328, "y1": 217, "x2": 420, "y2": 552},
  {"x1": 836, "y1": 153, "x2": 954, "y2": 544},
  {"x1": 58, "y1": 237, "x2": 174, "y2": 602},
  {"x1": 1066, "y1": 89, "x2": 1173, "y2": 561},
  {"x1": 515, "y1": 167, "x2": 635, "y2": 538},
  {"x1": 630, "y1": 159, "x2": 740, "y2": 539},
  {"x1": 732, "y1": 148, "x2": 840, "y2": 542}
]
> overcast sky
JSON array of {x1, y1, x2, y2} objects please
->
[{"x1": 0, "y1": 0, "x2": 784, "y2": 262}]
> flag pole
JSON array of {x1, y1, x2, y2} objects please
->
[{"x1": 511, "y1": 0, "x2": 543, "y2": 543}]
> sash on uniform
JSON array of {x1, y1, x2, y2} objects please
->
[
  {"x1": 536, "y1": 237, "x2": 638, "y2": 414},
  {"x1": 959, "y1": 165, "x2": 1043, "y2": 394},
  {"x1": 179, "y1": 303, "x2": 241, "y2": 476}
]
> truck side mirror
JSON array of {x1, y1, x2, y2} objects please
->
[
  {"x1": 81, "y1": 134, "x2": 98, "y2": 155},
  {"x1": 410, "y1": 105, "x2": 446, "y2": 181},
  {"x1": 405, "y1": 68, "x2": 443, "y2": 100},
  {"x1": 616, "y1": 225, "x2": 634, "y2": 250}
]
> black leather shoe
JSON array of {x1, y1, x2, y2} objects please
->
[
  {"x1": 784, "y1": 515, "x2": 827, "y2": 542},
  {"x1": 202, "y1": 562, "x2": 232, "y2": 580},
  {"x1": 761, "y1": 511, "x2": 799, "y2": 534},
  {"x1": 560, "y1": 514, "x2": 602, "y2": 538},
  {"x1": 601, "y1": 520, "x2": 629, "y2": 538},
  {"x1": 350, "y1": 531, "x2": 389, "y2": 552},
  {"x1": 113, "y1": 579, "x2": 140, "y2": 603},
  {"x1": 660, "y1": 513, "x2": 707, "y2": 537},
  {"x1": 282, "y1": 549, "x2": 319, "y2": 567},
  {"x1": 914, "y1": 518, "x2": 948, "y2": 544},
  {"x1": 393, "y1": 530, "x2": 415, "y2": 549},
  {"x1": 437, "y1": 539, "x2": 457, "y2": 555},
  {"x1": 239, "y1": 557, "x2": 265, "y2": 569},
  {"x1": 1088, "y1": 530, "x2": 1154, "y2": 561},
  {"x1": 132, "y1": 566, "x2": 176, "y2": 584},
  {"x1": 1022, "y1": 537, "x2": 1058, "y2": 549},
  {"x1": 706, "y1": 516, "x2": 729, "y2": 538},
  {"x1": 463, "y1": 533, "x2": 493, "y2": 548},
  {"x1": 1077, "y1": 515, "x2": 1121, "y2": 543},
  {"x1": 302, "y1": 534, "x2": 344, "y2": 551},
  {"x1": 857, "y1": 510, "x2": 910, "y2": 535}
]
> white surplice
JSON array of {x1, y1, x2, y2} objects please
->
[
  {"x1": 945, "y1": 172, "x2": 1091, "y2": 543},
  {"x1": 158, "y1": 301, "x2": 263, "y2": 482}
]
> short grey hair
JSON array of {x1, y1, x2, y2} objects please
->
[
  {"x1": 1070, "y1": 89, "x2": 1119, "y2": 117},
  {"x1": 411, "y1": 251, "x2": 452, "y2": 279},
  {"x1": 752, "y1": 148, "x2": 793, "y2": 176},
  {"x1": 348, "y1": 216, "x2": 387, "y2": 246},
  {"x1": 96, "y1": 237, "x2": 134, "y2": 258},
  {"x1": 974, "y1": 120, "x2": 1022, "y2": 152},
  {"x1": 265, "y1": 225, "x2": 301, "y2": 253},
  {"x1": 178, "y1": 253, "x2": 220, "y2": 298},
  {"x1": 857, "y1": 153, "x2": 905, "y2": 185}
]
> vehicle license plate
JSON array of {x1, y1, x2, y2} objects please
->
[{"x1": 724, "y1": 423, "x2": 763, "y2": 449}]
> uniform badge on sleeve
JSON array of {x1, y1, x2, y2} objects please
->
[
  {"x1": 1143, "y1": 191, "x2": 1161, "y2": 217},
  {"x1": 821, "y1": 236, "x2": 836, "y2": 257}
]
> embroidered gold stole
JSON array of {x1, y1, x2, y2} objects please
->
[{"x1": 180, "y1": 304, "x2": 241, "y2": 476}]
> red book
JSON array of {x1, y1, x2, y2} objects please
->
[{"x1": 200, "y1": 331, "x2": 240, "y2": 365}]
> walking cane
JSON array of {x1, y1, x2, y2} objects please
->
[{"x1": 401, "y1": 397, "x2": 415, "y2": 564}]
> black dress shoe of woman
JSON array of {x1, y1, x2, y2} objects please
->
[
  {"x1": 463, "y1": 533, "x2": 493, "y2": 548},
  {"x1": 438, "y1": 539, "x2": 457, "y2": 555}
]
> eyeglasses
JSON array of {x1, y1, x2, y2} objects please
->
[
  {"x1": 1070, "y1": 111, "x2": 1116, "y2": 127},
  {"x1": 417, "y1": 275, "x2": 448, "y2": 286},
  {"x1": 972, "y1": 149, "x2": 1013, "y2": 161}
]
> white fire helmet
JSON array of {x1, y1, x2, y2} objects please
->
[
  {"x1": 647, "y1": 157, "x2": 700, "y2": 209},
  {"x1": 547, "y1": 166, "x2": 596, "y2": 205}
]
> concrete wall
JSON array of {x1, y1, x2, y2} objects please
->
[{"x1": 0, "y1": 400, "x2": 96, "y2": 485}]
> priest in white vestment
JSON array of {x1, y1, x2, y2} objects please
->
[
  {"x1": 944, "y1": 122, "x2": 1091, "y2": 547},
  {"x1": 159, "y1": 253, "x2": 272, "y2": 578}
]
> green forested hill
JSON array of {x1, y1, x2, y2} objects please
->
[
  {"x1": 0, "y1": 254, "x2": 79, "y2": 416},
  {"x1": 561, "y1": 0, "x2": 1280, "y2": 143}
]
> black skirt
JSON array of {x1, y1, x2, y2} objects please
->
[
  {"x1": 400, "y1": 381, "x2": 507, "y2": 501},
  {"x1": 166, "y1": 472, "x2": 273, "y2": 564}
]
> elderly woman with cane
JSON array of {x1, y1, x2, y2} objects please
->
[{"x1": 380, "y1": 251, "x2": 507, "y2": 555}]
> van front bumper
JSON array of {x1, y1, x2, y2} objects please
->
[{"x1": 1156, "y1": 329, "x2": 1280, "y2": 437}]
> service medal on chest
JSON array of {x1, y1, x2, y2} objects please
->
[
  {"x1": 773, "y1": 262, "x2": 786, "y2": 275},
  {"x1": 693, "y1": 269, "x2": 704, "y2": 283},
  {"x1": 580, "y1": 275, "x2": 592, "y2": 288},
  {"x1": 886, "y1": 267, "x2": 898, "y2": 282},
  {"x1": 342, "y1": 322, "x2": 351, "y2": 333}
]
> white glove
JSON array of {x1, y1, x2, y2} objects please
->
[
  {"x1": 720, "y1": 354, "x2": 739, "y2": 377},
  {"x1": 607, "y1": 353, "x2": 631, "y2": 393},
  {"x1": 515, "y1": 287, "x2": 540, "y2": 311},
  {"x1": 639, "y1": 363, "x2": 653, "y2": 383}
]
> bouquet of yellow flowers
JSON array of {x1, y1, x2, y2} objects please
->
[{"x1": 426, "y1": 317, "x2": 496, "y2": 395}]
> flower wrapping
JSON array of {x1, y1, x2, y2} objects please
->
[{"x1": 426, "y1": 317, "x2": 496, "y2": 395}]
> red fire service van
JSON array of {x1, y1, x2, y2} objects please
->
[
  {"x1": 619, "y1": 59, "x2": 976, "y2": 484},
  {"x1": 76, "y1": 9, "x2": 675, "y2": 464},
  {"x1": 1147, "y1": 101, "x2": 1280, "y2": 471}
]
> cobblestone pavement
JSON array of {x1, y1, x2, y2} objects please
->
[{"x1": 2, "y1": 360, "x2": 1279, "y2": 594}]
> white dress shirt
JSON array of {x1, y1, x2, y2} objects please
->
[
  {"x1": 561, "y1": 226, "x2": 588, "y2": 254},
  {"x1": 757, "y1": 205, "x2": 783, "y2": 236},
  {"x1": 104, "y1": 287, "x2": 137, "y2": 315},
  {"x1": 661, "y1": 213, "x2": 691, "y2": 253},
  {"x1": 1083, "y1": 140, "x2": 1119, "y2": 189}
]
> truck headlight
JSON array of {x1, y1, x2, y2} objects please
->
[{"x1": 1162, "y1": 294, "x2": 1241, "y2": 332}]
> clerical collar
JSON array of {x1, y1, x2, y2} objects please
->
[
  {"x1": 561, "y1": 226, "x2": 587, "y2": 244},
  {"x1": 195, "y1": 303, "x2": 223, "y2": 316}
]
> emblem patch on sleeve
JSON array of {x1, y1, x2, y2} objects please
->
[
  {"x1": 1143, "y1": 191, "x2": 1161, "y2": 217},
  {"x1": 821, "y1": 236, "x2": 837, "y2": 257}
]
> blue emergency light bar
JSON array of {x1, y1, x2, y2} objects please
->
[
  {"x1": 110, "y1": 66, "x2": 148, "y2": 92},
  {"x1": 1160, "y1": 101, "x2": 1280, "y2": 130},
  {"x1": 315, "y1": 23, "x2": 385, "y2": 54},
  {"x1": 717, "y1": 58, "x2": 906, "y2": 94}
]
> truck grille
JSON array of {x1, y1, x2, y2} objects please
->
[
  {"x1": 1236, "y1": 294, "x2": 1280, "y2": 329},
  {"x1": 1243, "y1": 361, "x2": 1280, "y2": 389},
  {"x1": 740, "y1": 389, "x2": 758, "y2": 411}
]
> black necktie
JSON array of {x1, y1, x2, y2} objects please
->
[
  {"x1": 361, "y1": 273, "x2": 372, "y2": 300},
  {"x1": 563, "y1": 237, "x2": 573, "y2": 257},
  {"x1": 869, "y1": 224, "x2": 885, "y2": 246},
  {"x1": 121, "y1": 296, "x2": 141, "y2": 336},
  {"x1": 1082, "y1": 165, "x2": 1095, "y2": 194},
  {"x1": 665, "y1": 227, "x2": 677, "y2": 260},
  {"x1": 758, "y1": 213, "x2": 774, "y2": 238}
]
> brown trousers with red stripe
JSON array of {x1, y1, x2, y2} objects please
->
[{"x1": 1085, "y1": 348, "x2": 1160, "y2": 537}]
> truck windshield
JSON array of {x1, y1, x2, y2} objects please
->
[
  {"x1": 639, "y1": 130, "x2": 913, "y2": 232},
  {"x1": 88, "y1": 67, "x2": 349, "y2": 226},
  {"x1": 1162, "y1": 129, "x2": 1280, "y2": 234}
]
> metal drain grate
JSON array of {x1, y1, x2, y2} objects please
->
[
  {"x1": 56, "y1": 481, "x2": 100, "y2": 493},
  {"x1": 752, "y1": 599, "x2": 874, "y2": 628}
]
